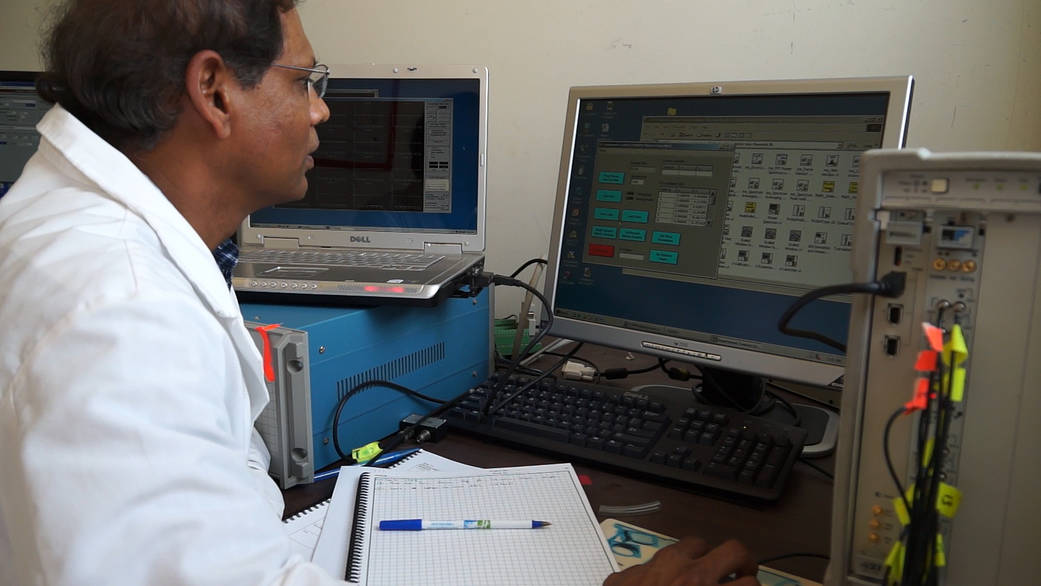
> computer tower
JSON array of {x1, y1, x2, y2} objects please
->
[
  {"x1": 242, "y1": 290, "x2": 493, "y2": 488},
  {"x1": 828, "y1": 150, "x2": 1041, "y2": 584}
]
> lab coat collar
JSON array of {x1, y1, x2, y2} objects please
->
[{"x1": 36, "y1": 104, "x2": 240, "y2": 320}]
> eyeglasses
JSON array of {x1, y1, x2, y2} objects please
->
[{"x1": 271, "y1": 62, "x2": 330, "y2": 99}]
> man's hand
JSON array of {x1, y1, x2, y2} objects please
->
[{"x1": 603, "y1": 537, "x2": 761, "y2": 585}]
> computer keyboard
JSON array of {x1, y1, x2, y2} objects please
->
[
  {"x1": 445, "y1": 371, "x2": 808, "y2": 501},
  {"x1": 239, "y1": 249, "x2": 444, "y2": 270}
]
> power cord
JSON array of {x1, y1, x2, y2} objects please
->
[{"x1": 778, "y1": 271, "x2": 906, "y2": 352}]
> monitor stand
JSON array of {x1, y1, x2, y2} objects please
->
[{"x1": 693, "y1": 367, "x2": 838, "y2": 458}]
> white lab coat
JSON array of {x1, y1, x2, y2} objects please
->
[{"x1": 0, "y1": 106, "x2": 342, "y2": 585}]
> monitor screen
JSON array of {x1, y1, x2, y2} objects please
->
[
  {"x1": 247, "y1": 73, "x2": 483, "y2": 235},
  {"x1": 543, "y1": 77, "x2": 913, "y2": 391},
  {"x1": 0, "y1": 71, "x2": 47, "y2": 198}
]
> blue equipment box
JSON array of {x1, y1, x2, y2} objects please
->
[{"x1": 241, "y1": 290, "x2": 492, "y2": 488}]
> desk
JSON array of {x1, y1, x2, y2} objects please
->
[{"x1": 283, "y1": 346, "x2": 836, "y2": 582}]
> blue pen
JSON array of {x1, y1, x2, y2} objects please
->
[
  {"x1": 312, "y1": 448, "x2": 421, "y2": 481},
  {"x1": 379, "y1": 519, "x2": 552, "y2": 530},
  {"x1": 367, "y1": 447, "x2": 420, "y2": 468}
]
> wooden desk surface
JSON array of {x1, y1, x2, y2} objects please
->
[{"x1": 283, "y1": 347, "x2": 836, "y2": 582}]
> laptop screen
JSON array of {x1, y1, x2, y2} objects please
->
[{"x1": 249, "y1": 75, "x2": 482, "y2": 236}]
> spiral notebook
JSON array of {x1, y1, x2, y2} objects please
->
[
  {"x1": 342, "y1": 463, "x2": 618, "y2": 586},
  {"x1": 283, "y1": 449, "x2": 438, "y2": 560}
]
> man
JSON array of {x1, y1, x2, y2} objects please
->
[
  {"x1": 0, "y1": 1, "x2": 339, "y2": 583},
  {"x1": 0, "y1": 1, "x2": 758, "y2": 584}
]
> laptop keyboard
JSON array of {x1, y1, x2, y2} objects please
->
[{"x1": 240, "y1": 249, "x2": 444, "y2": 270}]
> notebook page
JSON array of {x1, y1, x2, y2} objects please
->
[
  {"x1": 352, "y1": 463, "x2": 617, "y2": 586},
  {"x1": 312, "y1": 451, "x2": 481, "y2": 575},
  {"x1": 283, "y1": 500, "x2": 329, "y2": 559}
]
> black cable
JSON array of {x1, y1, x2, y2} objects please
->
[
  {"x1": 920, "y1": 321, "x2": 956, "y2": 584},
  {"x1": 798, "y1": 457, "x2": 834, "y2": 480},
  {"x1": 659, "y1": 359, "x2": 701, "y2": 383},
  {"x1": 601, "y1": 359, "x2": 661, "y2": 380},
  {"x1": 778, "y1": 271, "x2": 906, "y2": 352},
  {"x1": 883, "y1": 406, "x2": 912, "y2": 517},
  {"x1": 487, "y1": 342, "x2": 583, "y2": 416},
  {"x1": 508, "y1": 258, "x2": 547, "y2": 279},
  {"x1": 331, "y1": 379, "x2": 448, "y2": 462},
  {"x1": 756, "y1": 552, "x2": 830, "y2": 566},
  {"x1": 904, "y1": 310, "x2": 948, "y2": 584},
  {"x1": 480, "y1": 274, "x2": 555, "y2": 414},
  {"x1": 767, "y1": 381, "x2": 840, "y2": 412},
  {"x1": 767, "y1": 389, "x2": 802, "y2": 427}
]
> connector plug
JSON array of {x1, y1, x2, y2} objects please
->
[
  {"x1": 878, "y1": 271, "x2": 907, "y2": 298},
  {"x1": 398, "y1": 413, "x2": 448, "y2": 443},
  {"x1": 562, "y1": 360, "x2": 596, "y2": 381}
]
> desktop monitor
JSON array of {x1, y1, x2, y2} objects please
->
[
  {"x1": 542, "y1": 76, "x2": 913, "y2": 411},
  {"x1": 0, "y1": 71, "x2": 47, "y2": 198}
]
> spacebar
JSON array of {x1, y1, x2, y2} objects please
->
[{"x1": 493, "y1": 417, "x2": 570, "y2": 442}]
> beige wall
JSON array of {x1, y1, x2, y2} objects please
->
[{"x1": 3, "y1": 0, "x2": 1039, "y2": 316}]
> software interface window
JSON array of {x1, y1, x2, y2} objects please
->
[
  {"x1": 289, "y1": 94, "x2": 454, "y2": 213},
  {"x1": 0, "y1": 76, "x2": 46, "y2": 197},
  {"x1": 556, "y1": 94, "x2": 892, "y2": 365}
]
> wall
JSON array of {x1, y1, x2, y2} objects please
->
[{"x1": 2, "y1": 0, "x2": 1039, "y2": 316}]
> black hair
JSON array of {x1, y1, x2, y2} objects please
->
[{"x1": 36, "y1": 0, "x2": 299, "y2": 151}]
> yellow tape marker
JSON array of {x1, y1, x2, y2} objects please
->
[
  {"x1": 935, "y1": 533, "x2": 947, "y2": 567},
  {"x1": 893, "y1": 496, "x2": 910, "y2": 526},
  {"x1": 951, "y1": 367, "x2": 966, "y2": 402},
  {"x1": 921, "y1": 438, "x2": 935, "y2": 468},
  {"x1": 885, "y1": 542, "x2": 905, "y2": 584},
  {"x1": 351, "y1": 441, "x2": 382, "y2": 464},
  {"x1": 936, "y1": 483, "x2": 963, "y2": 518}
]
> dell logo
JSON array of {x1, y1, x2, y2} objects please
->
[{"x1": 350, "y1": 236, "x2": 371, "y2": 243}]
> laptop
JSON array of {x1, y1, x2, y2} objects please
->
[{"x1": 233, "y1": 64, "x2": 488, "y2": 306}]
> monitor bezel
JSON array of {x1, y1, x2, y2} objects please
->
[{"x1": 541, "y1": 76, "x2": 913, "y2": 388}]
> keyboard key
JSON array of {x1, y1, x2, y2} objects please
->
[{"x1": 622, "y1": 443, "x2": 647, "y2": 458}]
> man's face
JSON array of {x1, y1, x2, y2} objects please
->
[{"x1": 232, "y1": 9, "x2": 329, "y2": 211}]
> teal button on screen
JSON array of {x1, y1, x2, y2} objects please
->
[
  {"x1": 619, "y1": 228, "x2": 646, "y2": 242},
  {"x1": 650, "y1": 250, "x2": 679, "y2": 264},
  {"x1": 621, "y1": 210, "x2": 649, "y2": 223},
  {"x1": 598, "y1": 172, "x2": 625, "y2": 184},
  {"x1": 594, "y1": 207, "x2": 620, "y2": 220},
  {"x1": 652, "y1": 232, "x2": 681, "y2": 245},
  {"x1": 592, "y1": 226, "x2": 618, "y2": 239},
  {"x1": 596, "y1": 190, "x2": 622, "y2": 202}
]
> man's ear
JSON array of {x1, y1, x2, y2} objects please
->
[{"x1": 184, "y1": 50, "x2": 233, "y2": 140}]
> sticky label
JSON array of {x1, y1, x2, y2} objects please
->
[{"x1": 255, "y1": 323, "x2": 281, "y2": 383}]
